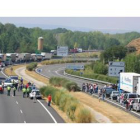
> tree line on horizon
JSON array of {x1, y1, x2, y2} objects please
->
[{"x1": 0, "y1": 22, "x2": 140, "y2": 53}]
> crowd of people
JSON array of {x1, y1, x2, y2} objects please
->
[
  {"x1": 82, "y1": 82, "x2": 118, "y2": 101},
  {"x1": 0, "y1": 77, "x2": 52, "y2": 106}
]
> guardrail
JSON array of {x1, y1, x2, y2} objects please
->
[{"x1": 64, "y1": 71, "x2": 112, "y2": 85}]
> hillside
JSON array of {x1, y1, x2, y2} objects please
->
[{"x1": 126, "y1": 38, "x2": 140, "y2": 54}]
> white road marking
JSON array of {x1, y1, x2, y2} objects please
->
[
  {"x1": 37, "y1": 100, "x2": 57, "y2": 123},
  {"x1": 16, "y1": 101, "x2": 18, "y2": 104},
  {"x1": 1, "y1": 69, "x2": 8, "y2": 78},
  {"x1": 20, "y1": 110, "x2": 23, "y2": 114}
]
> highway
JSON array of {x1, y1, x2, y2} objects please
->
[
  {"x1": 38, "y1": 63, "x2": 140, "y2": 119},
  {"x1": 0, "y1": 70, "x2": 64, "y2": 123}
]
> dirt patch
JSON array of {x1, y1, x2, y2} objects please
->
[{"x1": 25, "y1": 69, "x2": 49, "y2": 85}]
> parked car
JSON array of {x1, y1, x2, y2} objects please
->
[
  {"x1": 110, "y1": 91, "x2": 120, "y2": 100},
  {"x1": 29, "y1": 89, "x2": 42, "y2": 99},
  {"x1": 132, "y1": 98, "x2": 140, "y2": 112},
  {"x1": 123, "y1": 93, "x2": 139, "y2": 103},
  {"x1": 4, "y1": 79, "x2": 13, "y2": 87},
  {"x1": 103, "y1": 88, "x2": 116, "y2": 98},
  {"x1": 9, "y1": 75, "x2": 19, "y2": 83}
]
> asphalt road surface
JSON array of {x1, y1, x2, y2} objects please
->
[
  {"x1": 38, "y1": 63, "x2": 103, "y2": 88},
  {"x1": 38, "y1": 63, "x2": 140, "y2": 119},
  {"x1": 0, "y1": 70, "x2": 64, "y2": 123}
]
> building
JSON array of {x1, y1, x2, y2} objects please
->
[{"x1": 38, "y1": 37, "x2": 44, "y2": 51}]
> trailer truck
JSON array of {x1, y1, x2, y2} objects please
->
[{"x1": 120, "y1": 72, "x2": 140, "y2": 93}]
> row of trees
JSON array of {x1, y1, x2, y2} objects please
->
[
  {"x1": 100, "y1": 46, "x2": 127, "y2": 63},
  {"x1": 0, "y1": 22, "x2": 140, "y2": 53}
]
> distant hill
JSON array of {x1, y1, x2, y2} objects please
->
[{"x1": 126, "y1": 38, "x2": 140, "y2": 54}]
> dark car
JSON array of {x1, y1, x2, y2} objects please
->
[{"x1": 103, "y1": 88, "x2": 116, "y2": 98}]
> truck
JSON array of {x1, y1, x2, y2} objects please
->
[
  {"x1": 0, "y1": 54, "x2": 4, "y2": 61},
  {"x1": 31, "y1": 54, "x2": 42, "y2": 61},
  {"x1": 120, "y1": 72, "x2": 140, "y2": 93},
  {"x1": 17, "y1": 53, "x2": 31, "y2": 62},
  {"x1": 6, "y1": 53, "x2": 16, "y2": 62},
  {"x1": 41, "y1": 52, "x2": 52, "y2": 60},
  {"x1": 69, "y1": 48, "x2": 78, "y2": 53}
]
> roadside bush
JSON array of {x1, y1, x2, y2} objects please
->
[
  {"x1": 49, "y1": 77, "x2": 80, "y2": 91},
  {"x1": 39, "y1": 86, "x2": 93, "y2": 123},
  {"x1": 54, "y1": 91, "x2": 63, "y2": 106},
  {"x1": 49, "y1": 77, "x2": 69, "y2": 87},
  {"x1": 93, "y1": 61, "x2": 108, "y2": 75},
  {"x1": 26, "y1": 62, "x2": 37, "y2": 71},
  {"x1": 75, "y1": 107, "x2": 93, "y2": 123},
  {"x1": 59, "y1": 94, "x2": 69, "y2": 111},
  {"x1": 65, "y1": 82, "x2": 80, "y2": 91},
  {"x1": 65, "y1": 98, "x2": 79, "y2": 121}
]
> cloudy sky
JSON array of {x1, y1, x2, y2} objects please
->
[{"x1": 0, "y1": 17, "x2": 140, "y2": 33}]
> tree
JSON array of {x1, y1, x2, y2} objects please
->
[{"x1": 74, "y1": 42, "x2": 79, "y2": 48}]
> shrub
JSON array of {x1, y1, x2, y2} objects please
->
[
  {"x1": 39, "y1": 86, "x2": 93, "y2": 123},
  {"x1": 26, "y1": 62, "x2": 37, "y2": 71},
  {"x1": 49, "y1": 77, "x2": 80, "y2": 91},
  {"x1": 75, "y1": 107, "x2": 93, "y2": 123},
  {"x1": 65, "y1": 82, "x2": 80, "y2": 91}
]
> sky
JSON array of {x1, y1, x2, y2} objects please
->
[{"x1": 1, "y1": 17, "x2": 140, "y2": 33}]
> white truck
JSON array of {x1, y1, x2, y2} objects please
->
[
  {"x1": 120, "y1": 72, "x2": 140, "y2": 93},
  {"x1": 31, "y1": 54, "x2": 43, "y2": 61},
  {"x1": 17, "y1": 53, "x2": 31, "y2": 62},
  {"x1": 41, "y1": 52, "x2": 52, "y2": 60}
]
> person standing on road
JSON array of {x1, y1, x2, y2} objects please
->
[
  {"x1": 22, "y1": 87, "x2": 26, "y2": 98},
  {"x1": 13, "y1": 86, "x2": 16, "y2": 96},
  {"x1": 2, "y1": 81, "x2": 4, "y2": 92},
  {"x1": 7, "y1": 85, "x2": 11, "y2": 96},
  {"x1": 90, "y1": 84, "x2": 93, "y2": 94},
  {"x1": 33, "y1": 91, "x2": 36, "y2": 103},
  {"x1": 98, "y1": 88, "x2": 102, "y2": 102},
  {"x1": 47, "y1": 94, "x2": 52, "y2": 106},
  {"x1": 82, "y1": 83, "x2": 85, "y2": 92},
  {"x1": 102, "y1": 88, "x2": 105, "y2": 101},
  {"x1": 124, "y1": 99, "x2": 129, "y2": 110},
  {"x1": 129, "y1": 99, "x2": 134, "y2": 111},
  {"x1": 26, "y1": 87, "x2": 30, "y2": 98},
  {"x1": 20, "y1": 77, "x2": 23, "y2": 84}
]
